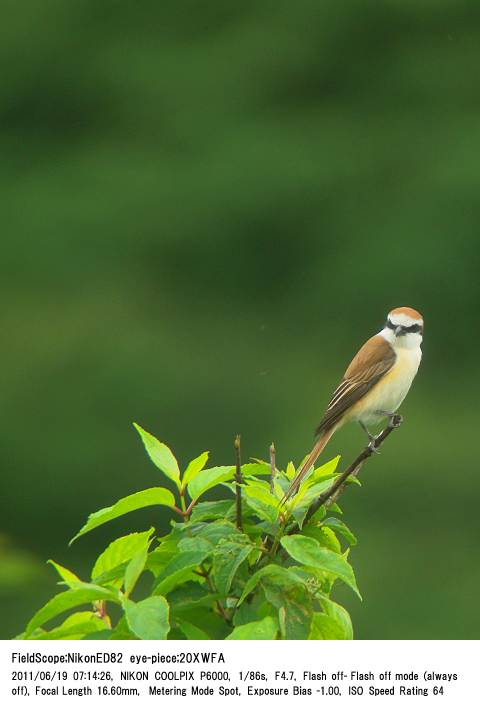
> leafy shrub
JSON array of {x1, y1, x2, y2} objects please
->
[{"x1": 20, "y1": 424, "x2": 360, "y2": 640}]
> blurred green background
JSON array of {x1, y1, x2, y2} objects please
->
[{"x1": 1, "y1": 0, "x2": 479, "y2": 639}]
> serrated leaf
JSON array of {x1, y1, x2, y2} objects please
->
[
  {"x1": 187, "y1": 466, "x2": 235, "y2": 501},
  {"x1": 322, "y1": 518, "x2": 357, "y2": 546},
  {"x1": 91, "y1": 529, "x2": 155, "y2": 582},
  {"x1": 47, "y1": 560, "x2": 81, "y2": 588},
  {"x1": 133, "y1": 423, "x2": 180, "y2": 483},
  {"x1": 25, "y1": 584, "x2": 120, "y2": 637},
  {"x1": 70, "y1": 488, "x2": 175, "y2": 544},
  {"x1": 280, "y1": 535, "x2": 361, "y2": 599},
  {"x1": 124, "y1": 596, "x2": 170, "y2": 640},
  {"x1": 226, "y1": 616, "x2": 278, "y2": 640},
  {"x1": 212, "y1": 537, "x2": 251, "y2": 596},
  {"x1": 182, "y1": 451, "x2": 209, "y2": 487},
  {"x1": 309, "y1": 612, "x2": 345, "y2": 639}
]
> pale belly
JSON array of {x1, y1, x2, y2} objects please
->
[{"x1": 348, "y1": 347, "x2": 422, "y2": 426}]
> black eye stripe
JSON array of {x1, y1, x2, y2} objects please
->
[{"x1": 386, "y1": 320, "x2": 423, "y2": 334}]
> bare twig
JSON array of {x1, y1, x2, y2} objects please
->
[
  {"x1": 269, "y1": 442, "x2": 276, "y2": 493},
  {"x1": 234, "y1": 434, "x2": 243, "y2": 531},
  {"x1": 299, "y1": 414, "x2": 403, "y2": 528}
]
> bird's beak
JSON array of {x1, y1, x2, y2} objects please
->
[{"x1": 395, "y1": 326, "x2": 402, "y2": 336}]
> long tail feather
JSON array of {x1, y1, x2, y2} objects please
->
[{"x1": 282, "y1": 428, "x2": 335, "y2": 503}]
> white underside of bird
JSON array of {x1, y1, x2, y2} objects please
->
[{"x1": 348, "y1": 330, "x2": 422, "y2": 426}]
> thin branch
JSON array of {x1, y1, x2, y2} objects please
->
[
  {"x1": 234, "y1": 434, "x2": 243, "y2": 531},
  {"x1": 292, "y1": 414, "x2": 403, "y2": 531},
  {"x1": 269, "y1": 442, "x2": 276, "y2": 493}
]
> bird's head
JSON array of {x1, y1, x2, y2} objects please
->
[{"x1": 383, "y1": 306, "x2": 424, "y2": 349}]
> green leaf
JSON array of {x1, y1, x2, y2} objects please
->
[
  {"x1": 226, "y1": 616, "x2": 278, "y2": 640},
  {"x1": 47, "y1": 560, "x2": 81, "y2": 588},
  {"x1": 176, "y1": 619, "x2": 210, "y2": 640},
  {"x1": 243, "y1": 483, "x2": 280, "y2": 508},
  {"x1": 278, "y1": 588, "x2": 312, "y2": 640},
  {"x1": 243, "y1": 495, "x2": 278, "y2": 524},
  {"x1": 70, "y1": 488, "x2": 175, "y2": 543},
  {"x1": 33, "y1": 612, "x2": 106, "y2": 640},
  {"x1": 173, "y1": 607, "x2": 230, "y2": 639},
  {"x1": 291, "y1": 478, "x2": 335, "y2": 509},
  {"x1": 280, "y1": 535, "x2": 361, "y2": 599},
  {"x1": 152, "y1": 538, "x2": 213, "y2": 595},
  {"x1": 308, "y1": 505, "x2": 327, "y2": 524},
  {"x1": 124, "y1": 547, "x2": 148, "y2": 597},
  {"x1": 168, "y1": 582, "x2": 218, "y2": 611},
  {"x1": 124, "y1": 596, "x2": 170, "y2": 640},
  {"x1": 196, "y1": 520, "x2": 241, "y2": 546},
  {"x1": 240, "y1": 463, "x2": 272, "y2": 477},
  {"x1": 182, "y1": 451, "x2": 209, "y2": 487},
  {"x1": 25, "y1": 584, "x2": 120, "y2": 637},
  {"x1": 310, "y1": 455, "x2": 340, "y2": 482},
  {"x1": 303, "y1": 525, "x2": 341, "y2": 553},
  {"x1": 212, "y1": 537, "x2": 252, "y2": 596},
  {"x1": 233, "y1": 597, "x2": 276, "y2": 627},
  {"x1": 309, "y1": 612, "x2": 345, "y2": 639},
  {"x1": 285, "y1": 461, "x2": 296, "y2": 480},
  {"x1": 322, "y1": 518, "x2": 357, "y2": 546},
  {"x1": 187, "y1": 466, "x2": 235, "y2": 501},
  {"x1": 109, "y1": 615, "x2": 138, "y2": 640},
  {"x1": 238, "y1": 564, "x2": 300, "y2": 605},
  {"x1": 91, "y1": 529, "x2": 155, "y2": 582},
  {"x1": 189, "y1": 499, "x2": 236, "y2": 523},
  {"x1": 320, "y1": 597, "x2": 353, "y2": 640},
  {"x1": 133, "y1": 422, "x2": 180, "y2": 484}
]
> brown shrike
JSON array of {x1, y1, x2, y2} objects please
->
[{"x1": 284, "y1": 306, "x2": 423, "y2": 501}]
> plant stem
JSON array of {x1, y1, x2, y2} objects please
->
[
  {"x1": 269, "y1": 442, "x2": 276, "y2": 493},
  {"x1": 234, "y1": 434, "x2": 243, "y2": 531},
  {"x1": 179, "y1": 490, "x2": 187, "y2": 513}
]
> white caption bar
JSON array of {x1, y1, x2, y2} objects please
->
[{"x1": 1, "y1": 640, "x2": 477, "y2": 708}]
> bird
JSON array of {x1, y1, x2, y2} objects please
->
[{"x1": 283, "y1": 306, "x2": 423, "y2": 502}]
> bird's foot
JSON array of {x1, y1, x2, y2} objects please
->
[
  {"x1": 374, "y1": 410, "x2": 403, "y2": 429},
  {"x1": 389, "y1": 414, "x2": 403, "y2": 428},
  {"x1": 367, "y1": 435, "x2": 381, "y2": 454}
]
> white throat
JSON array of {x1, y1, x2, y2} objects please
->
[{"x1": 379, "y1": 327, "x2": 423, "y2": 351}]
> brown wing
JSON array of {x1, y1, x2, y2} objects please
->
[{"x1": 315, "y1": 335, "x2": 396, "y2": 435}]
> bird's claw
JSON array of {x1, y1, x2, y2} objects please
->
[
  {"x1": 367, "y1": 437, "x2": 381, "y2": 454},
  {"x1": 390, "y1": 414, "x2": 403, "y2": 428}
]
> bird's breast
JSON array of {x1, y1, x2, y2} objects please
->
[{"x1": 349, "y1": 346, "x2": 421, "y2": 424}]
